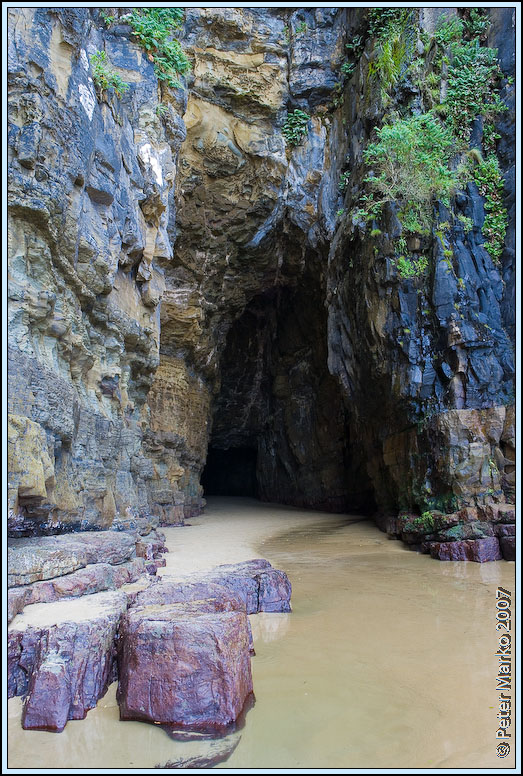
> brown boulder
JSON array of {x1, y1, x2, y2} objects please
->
[
  {"x1": 9, "y1": 591, "x2": 127, "y2": 731},
  {"x1": 132, "y1": 578, "x2": 255, "y2": 654},
  {"x1": 429, "y1": 537, "x2": 502, "y2": 562},
  {"x1": 499, "y1": 536, "x2": 515, "y2": 561},
  {"x1": 202, "y1": 559, "x2": 292, "y2": 614},
  {"x1": 117, "y1": 604, "x2": 253, "y2": 731}
]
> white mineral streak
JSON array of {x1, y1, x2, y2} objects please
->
[
  {"x1": 139, "y1": 143, "x2": 163, "y2": 186},
  {"x1": 78, "y1": 83, "x2": 96, "y2": 120}
]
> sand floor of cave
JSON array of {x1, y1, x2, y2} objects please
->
[{"x1": 8, "y1": 496, "x2": 515, "y2": 769}]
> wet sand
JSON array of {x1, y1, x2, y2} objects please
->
[{"x1": 8, "y1": 497, "x2": 516, "y2": 769}]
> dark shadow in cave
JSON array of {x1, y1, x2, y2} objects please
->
[
  {"x1": 201, "y1": 277, "x2": 377, "y2": 514},
  {"x1": 201, "y1": 447, "x2": 258, "y2": 497}
]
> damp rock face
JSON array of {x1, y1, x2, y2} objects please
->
[
  {"x1": 117, "y1": 559, "x2": 291, "y2": 729},
  {"x1": 7, "y1": 6, "x2": 516, "y2": 556},
  {"x1": 322, "y1": 8, "x2": 516, "y2": 551},
  {"x1": 8, "y1": 591, "x2": 127, "y2": 730},
  {"x1": 117, "y1": 605, "x2": 253, "y2": 731}
]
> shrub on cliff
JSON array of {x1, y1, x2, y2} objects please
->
[
  {"x1": 362, "y1": 112, "x2": 459, "y2": 231},
  {"x1": 91, "y1": 51, "x2": 129, "y2": 99}
]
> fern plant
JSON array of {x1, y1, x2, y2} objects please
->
[
  {"x1": 472, "y1": 155, "x2": 508, "y2": 263},
  {"x1": 282, "y1": 109, "x2": 310, "y2": 146},
  {"x1": 444, "y1": 38, "x2": 505, "y2": 144},
  {"x1": 434, "y1": 14, "x2": 464, "y2": 47},
  {"x1": 367, "y1": 9, "x2": 415, "y2": 104},
  {"x1": 91, "y1": 51, "x2": 129, "y2": 99},
  {"x1": 127, "y1": 8, "x2": 190, "y2": 88}
]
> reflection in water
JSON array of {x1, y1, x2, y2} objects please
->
[
  {"x1": 155, "y1": 732, "x2": 242, "y2": 769},
  {"x1": 161, "y1": 692, "x2": 255, "y2": 742},
  {"x1": 8, "y1": 497, "x2": 515, "y2": 769},
  {"x1": 249, "y1": 612, "x2": 291, "y2": 644}
]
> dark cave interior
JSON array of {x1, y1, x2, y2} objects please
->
[
  {"x1": 200, "y1": 277, "x2": 376, "y2": 514},
  {"x1": 201, "y1": 446, "x2": 258, "y2": 497}
]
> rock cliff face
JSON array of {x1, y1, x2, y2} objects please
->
[
  {"x1": 8, "y1": 7, "x2": 182, "y2": 531},
  {"x1": 8, "y1": 7, "x2": 515, "y2": 558}
]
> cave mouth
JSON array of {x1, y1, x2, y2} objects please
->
[
  {"x1": 201, "y1": 446, "x2": 258, "y2": 498},
  {"x1": 200, "y1": 279, "x2": 377, "y2": 514}
]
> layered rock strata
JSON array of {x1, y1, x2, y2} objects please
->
[
  {"x1": 7, "y1": 7, "x2": 516, "y2": 555},
  {"x1": 7, "y1": 526, "x2": 169, "y2": 624},
  {"x1": 7, "y1": 6, "x2": 190, "y2": 531}
]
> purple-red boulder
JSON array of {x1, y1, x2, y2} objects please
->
[
  {"x1": 429, "y1": 537, "x2": 502, "y2": 562},
  {"x1": 202, "y1": 559, "x2": 292, "y2": 614},
  {"x1": 117, "y1": 604, "x2": 253, "y2": 731},
  {"x1": 9, "y1": 591, "x2": 127, "y2": 731}
]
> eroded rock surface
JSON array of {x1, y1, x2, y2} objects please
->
[
  {"x1": 7, "y1": 6, "x2": 516, "y2": 557},
  {"x1": 118, "y1": 606, "x2": 253, "y2": 731},
  {"x1": 118, "y1": 560, "x2": 291, "y2": 729},
  {"x1": 8, "y1": 530, "x2": 136, "y2": 586},
  {"x1": 9, "y1": 557, "x2": 291, "y2": 733},
  {"x1": 8, "y1": 591, "x2": 127, "y2": 731}
]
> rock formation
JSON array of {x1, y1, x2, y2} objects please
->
[
  {"x1": 6, "y1": 2, "x2": 517, "y2": 752},
  {"x1": 7, "y1": 6, "x2": 516, "y2": 588},
  {"x1": 9, "y1": 559, "x2": 292, "y2": 731}
]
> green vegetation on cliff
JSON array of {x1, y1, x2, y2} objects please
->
[
  {"x1": 472, "y1": 154, "x2": 509, "y2": 263},
  {"x1": 445, "y1": 37, "x2": 506, "y2": 144},
  {"x1": 352, "y1": 9, "x2": 508, "y2": 273},
  {"x1": 91, "y1": 51, "x2": 129, "y2": 99},
  {"x1": 367, "y1": 9, "x2": 415, "y2": 104},
  {"x1": 282, "y1": 109, "x2": 311, "y2": 147},
  {"x1": 127, "y1": 8, "x2": 190, "y2": 88},
  {"x1": 100, "y1": 8, "x2": 190, "y2": 88},
  {"x1": 363, "y1": 112, "x2": 459, "y2": 231}
]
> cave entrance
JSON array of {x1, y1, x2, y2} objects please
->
[
  {"x1": 201, "y1": 277, "x2": 376, "y2": 513},
  {"x1": 201, "y1": 446, "x2": 258, "y2": 497}
]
